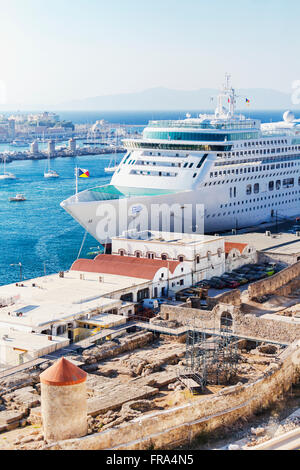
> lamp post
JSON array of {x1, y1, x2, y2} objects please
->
[{"x1": 10, "y1": 262, "x2": 23, "y2": 282}]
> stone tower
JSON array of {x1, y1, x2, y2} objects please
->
[{"x1": 40, "y1": 357, "x2": 87, "y2": 443}]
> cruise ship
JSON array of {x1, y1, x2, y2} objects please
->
[{"x1": 61, "y1": 76, "x2": 300, "y2": 243}]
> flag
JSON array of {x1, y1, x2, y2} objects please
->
[
  {"x1": 246, "y1": 98, "x2": 250, "y2": 105},
  {"x1": 78, "y1": 168, "x2": 90, "y2": 178}
]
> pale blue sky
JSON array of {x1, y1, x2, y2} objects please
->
[{"x1": 0, "y1": 0, "x2": 299, "y2": 107}]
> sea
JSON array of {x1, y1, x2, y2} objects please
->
[{"x1": 0, "y1": 109, "x2": 299, "y2": 286}]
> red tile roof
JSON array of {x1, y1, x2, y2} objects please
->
[
  {"x1": 71, "y1": 254, "x2": 180, "y2": 280},
  {"x1": 40, "y1": 358, "x2": 87, "y2": 387},
  {"x1": 225, "y1": 242, "x2": 248, "y2": 255}
]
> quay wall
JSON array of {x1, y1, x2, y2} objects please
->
[{"x1": 44, "y1": 341, "x2": 300, "y2": 450}]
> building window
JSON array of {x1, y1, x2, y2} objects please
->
[
  {"x1": 207, "y1": 251, "x2": 212, "y2": 261},
  {"x1": 161, "y1": 254, "x2": 168, "y2": 260},
  {"x1": 137, "y1": 288, "x2": 150, "y2": 302}
]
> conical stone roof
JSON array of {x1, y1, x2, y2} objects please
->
[{"x1": 40, "y1": 357, "x2": 87, "y2": 386}]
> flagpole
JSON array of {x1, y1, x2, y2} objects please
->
[{"x1": 75, "y1": 166, "x2": 78, "y2": 196}]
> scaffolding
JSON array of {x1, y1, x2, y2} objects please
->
[{"x1": 178, "y1": 323, "x2": 240, "y2": 393}]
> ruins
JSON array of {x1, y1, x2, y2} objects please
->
[{"x1": 0, "y1": 261, "x2": 299, "y2": 450}]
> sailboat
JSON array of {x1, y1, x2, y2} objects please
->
[
  {"x1": 44, "y1": 141, "x2": 59, "y2": 179},
  {"x1": 0, "y1": 155, "x2": 16, "y2": 180},
  {"x1": 104, "y1": 135, "x2": 121, "y2": 173}
]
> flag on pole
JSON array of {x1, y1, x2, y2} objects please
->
[{"x1": 78, "y1": 168, "x2": 90, "y2": 178}]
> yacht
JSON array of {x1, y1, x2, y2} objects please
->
[
  {"x1": 44, "y1": 154, "x2": 59, "y2": 179},
  {"x1": 44, "y1": 169, "x2": 59, "y2": 179},
  {"x1": 9, "y1": 194, "x2": 26, "y2": 202},
  {"x1": 0, "y1": 156, "x2": 16, "y2": 180},
  {"x1": 61, "y1": 75, "x2": 300, "y2": 243}
]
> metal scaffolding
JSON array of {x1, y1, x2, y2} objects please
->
[{"x1": 178, "y1": 324, "x2": 240, "y2": 393}]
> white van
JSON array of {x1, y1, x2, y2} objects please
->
[{"x1": 141, "y1": 299, "x2": 159, "y2": 309}]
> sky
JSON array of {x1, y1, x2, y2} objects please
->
[{"x1": 0, "y1": 0, "x2": 299, "y2": 108}]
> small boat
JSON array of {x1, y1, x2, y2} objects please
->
[
  {"x1": 104, "y1": 165, "x2": 119, "y2": 173},
  {"x1": 104, "y1": 144, "x2": 120, "y2": 173},
  {"x1": 0, "y1": 155, "x2": 16, "y2": 180},
  {"x1": 9, "y1": 194, "x2": 26, "y2": 202},
  {"x1": 11, "y1": 140, "x2": 28, "y2": 148},
  {"x1": 43, "y1": 135, "x2": 59, "y2": 178},
  {"x1": 0, "y1": 173, "x2": 16, "y2": 180},
  {"x1": 44, "y1": 169, "x2": 59, "y2": 178}
]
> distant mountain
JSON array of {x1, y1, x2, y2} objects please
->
[{"x1": 57, "y1": 87, "x2": 299, "y2": 111}]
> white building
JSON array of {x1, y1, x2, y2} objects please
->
[
  {"x1": 225, "y1": 241, "x2": 257, "y2": 272},
  {"x1": 0, "y1": 270, "x2": 146, "y2": 340},
  {"x1": 112, "y1": 230, "x2": 226, "y2": 284},
  {"x1": 0, "y1": 329, "x2": 69, "y2": 368}
]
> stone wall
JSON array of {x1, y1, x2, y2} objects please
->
[
  {"x1": 44, "y1": 341, "x2": 300, "y2": 450},
  {"x1": 248, "y1": 261, "x2": 300, "y2": 300},
  {"x1": 258, "y1": 251, "x2": 300, "y2": 266},
  {"x1": 234, "y1": 312, "x2": 300, "y2": 344},
  {"x1": 207, "y1": 289, "x2": 241, "y2": 309},
  {"x1": 275, "y1": 278, "x2": 300, "y2": 297},
  {"x1": 160, "y1": 303, "x2": 300, "y2": 344}
]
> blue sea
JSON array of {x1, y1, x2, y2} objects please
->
[{"x1": 0, "y1": 110, "x2": 299, "y2": 286}]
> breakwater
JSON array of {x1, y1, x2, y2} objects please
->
[{"x1": 2, "y1": 146, "x2": 125, "y2": 163}]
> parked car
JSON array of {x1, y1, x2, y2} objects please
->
[
  {"x1": 141, "y1": 299, "x2": 159, "y2": 309},
  {"x1": 222, "y1": 279, "x2": 240, "y2": 289},
  {"x1": 210, "y1": 277, "x2": 227, "y2": 288},
  {"x1": 230, "y1": 275, "x2": 248, "y2": 285},
  {"x1": 196, "y1": 280, "x2": 213, "y2": 288},
  {"x1": 195, "y1": 279, "x2": 210, "y2": 289}
]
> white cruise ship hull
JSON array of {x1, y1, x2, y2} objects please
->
[{"x1": 61, "y1": 183, "x2": 300, "y2": 243}]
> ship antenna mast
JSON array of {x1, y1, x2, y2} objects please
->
[{"x1": 224, "y1": 73, "x2": 236, "y2": 116}]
